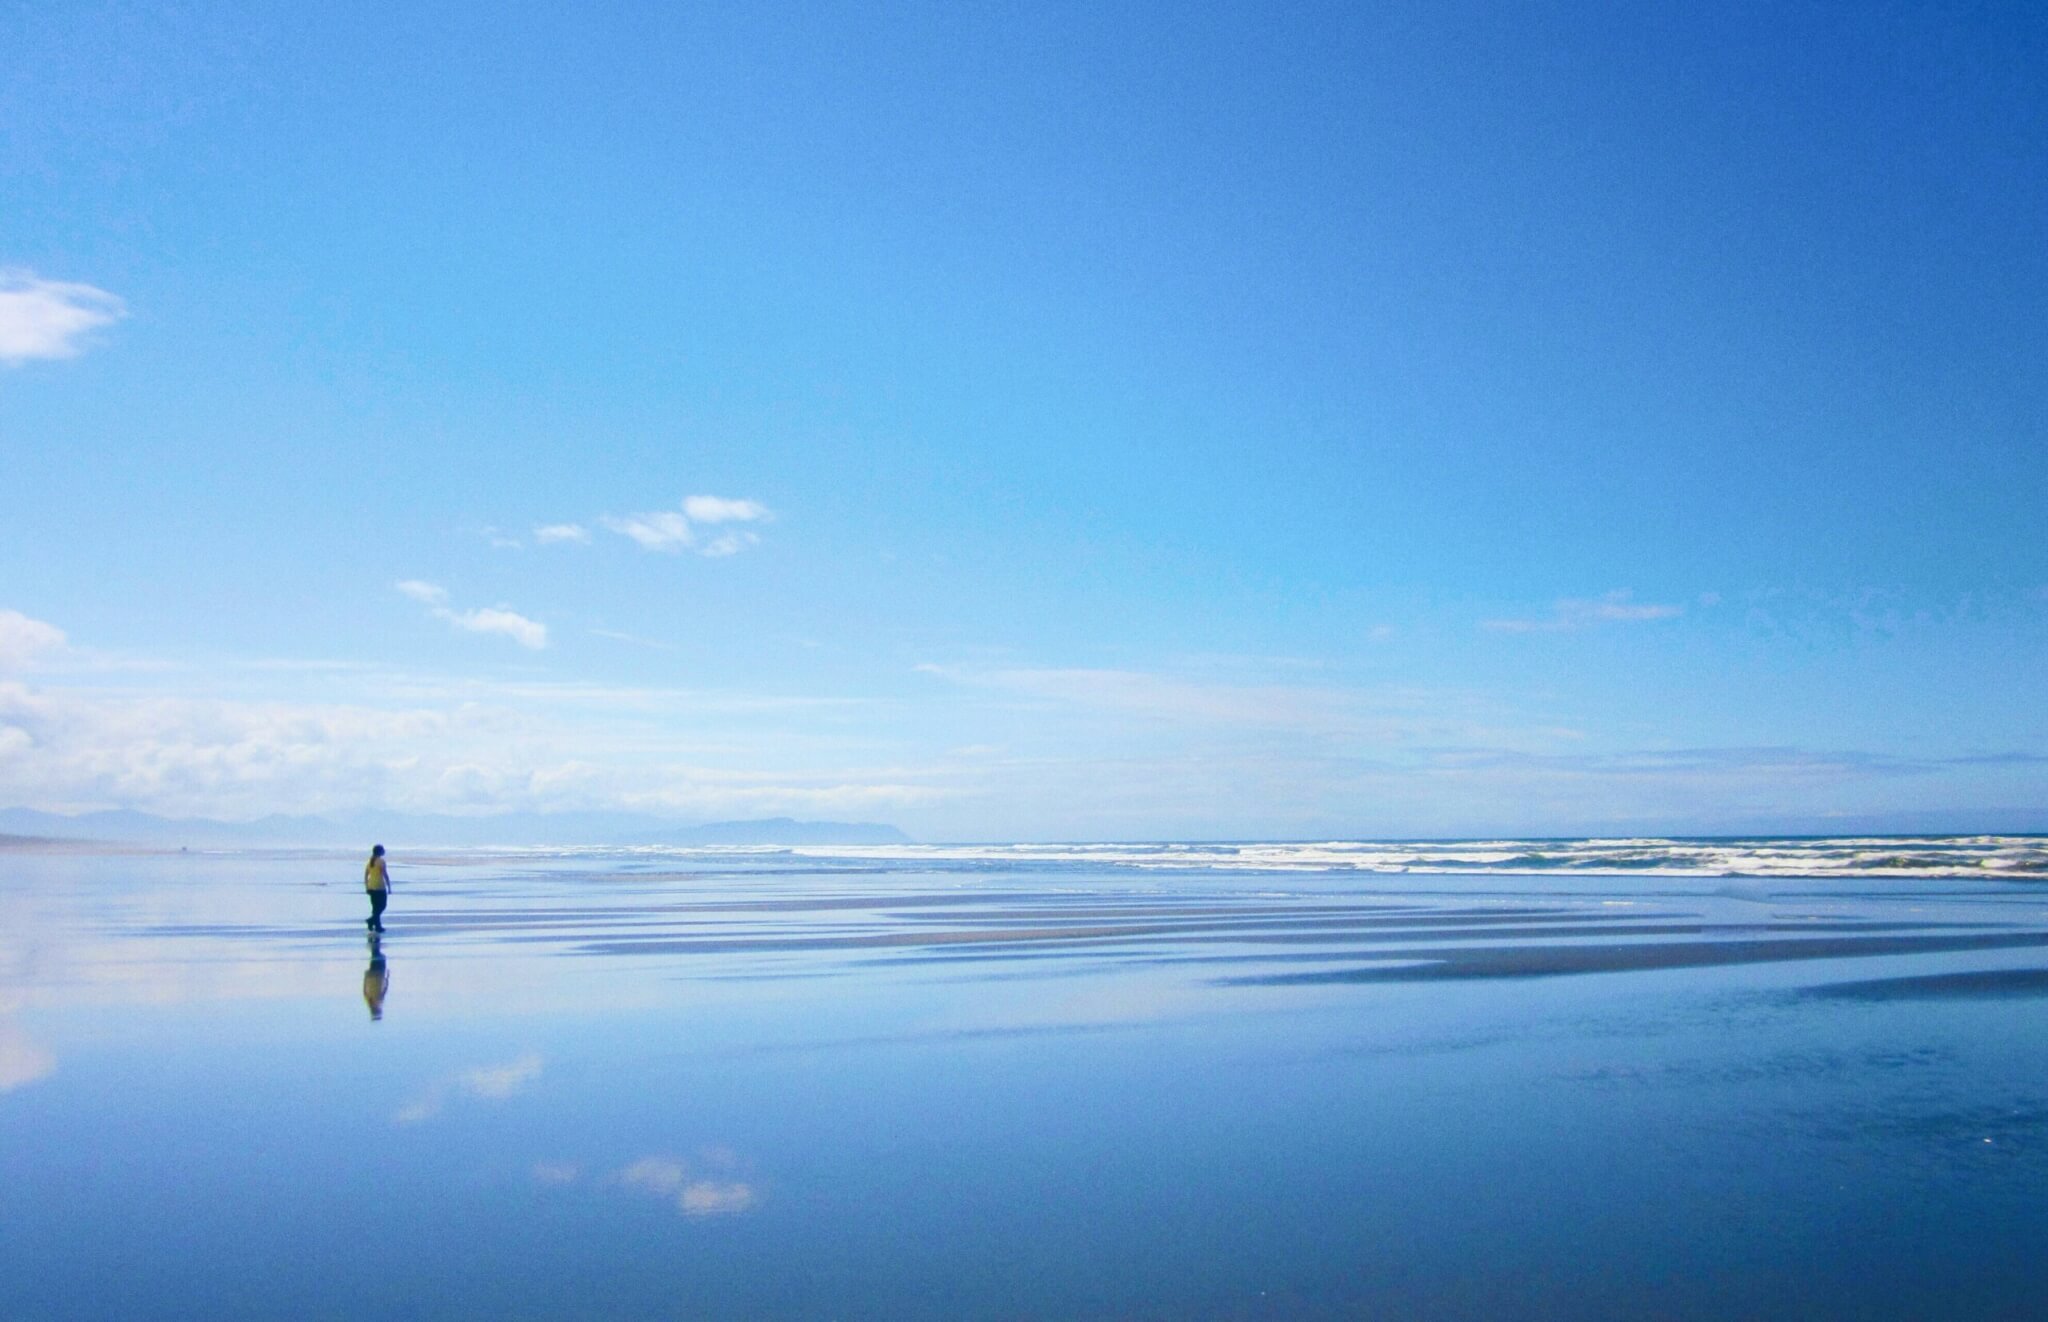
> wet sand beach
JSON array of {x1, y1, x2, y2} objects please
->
[{"x1": 4, "y1": 842, "x2": 2048, "y2": 1319}]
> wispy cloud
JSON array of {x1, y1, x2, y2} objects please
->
[
  {"x1": 1417, "y1": 745, "x2": 1943, "y2": 779},
  {"x1": 0, "y1": 610, "x2": 66, "y2": 671},
  {"x1": 599, "y1": 495, "x2": 771, "y2": 557},
  {"x1": 0, "y1": 270, "x2": 126, "y2": 364},
  {"x1": 395, "y1": 581, "x2": 547, "y2": 649},
  {"x1": 1481, "y1": 591, "x2": 1683, "y2": 634},
  {"x1": 700, "y1": 530, "x2": 761, "y2": 558},
  {"x1": 534, "y1": 523, "x2": 590, "y2": 545},
  {"x1": 913, "y1": 663, "x2": 1521, "y2": 745},
  {"x1": 919, "y1": 664, "x2": 1334, "y2": 728},
  {"x1": 591, "y1": 628, "x2": 676, "y2": 652},
  {"x1": 395, "y1": 580, "x2": 447, "y2": 606}
]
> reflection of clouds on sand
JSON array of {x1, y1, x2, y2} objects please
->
[
  {"x1": 679, "y1": 1180, "x2": 758, "y2": 1217},
  {"x1": 0, "y1": 1014, "x2": 55, "y2": 1092},
  {"x1": 535, "y1": 1149, "x2": 759, "y2": 1218},
  {"x1": 395, "y1": 1052, "x2": 543, "y2": 1123},
  {"x1": 460, "y1": 1054, "x2": 546, "y2": 1098},
  {"x1": 617, "y1": 1155, "x2": 759, "y2": 1218}
]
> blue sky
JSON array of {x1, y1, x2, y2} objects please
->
[{"x1": 3, "y1": 1, "x2": 2045, "y2": 838}]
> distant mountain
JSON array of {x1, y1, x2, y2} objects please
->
[
  {"x1": 0, "y1": 807, "x2": 912, "y2": 848},
  {"x1": 0, "y1": 808, "x2": 315, "y2": 845}
]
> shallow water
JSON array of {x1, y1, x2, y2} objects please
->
[{"x1": 4, "y1": 845, "x2": 2048, "y2": 1320}]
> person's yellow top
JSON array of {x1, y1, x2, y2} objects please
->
[{"x1": 365, "y1": 855, "x2": 389, "y2": 891}]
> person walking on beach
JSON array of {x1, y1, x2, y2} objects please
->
[{"x1": 365, "y1": 844, "x2": 391, "y2": 933}]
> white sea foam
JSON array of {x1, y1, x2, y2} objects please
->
[{"x1": 655, "y1": 836, "x2": 2048, "y2": 880}]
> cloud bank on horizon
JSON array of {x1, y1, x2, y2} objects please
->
[{"x1": 3, "y1": 600, "x2": 2045, "y2": 839}]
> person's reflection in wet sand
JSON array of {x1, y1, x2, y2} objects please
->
[{"x1": 363, "y1": 937, "x2": 390, "y2": 1021}]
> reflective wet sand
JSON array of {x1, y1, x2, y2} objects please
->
[{"x1": 5, "y1": 846, "x2": 2047, "y2": 1319}]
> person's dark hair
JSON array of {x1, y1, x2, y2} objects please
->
[{"x1": 372, "y1": 844, "x2": 385, "y2": 856}]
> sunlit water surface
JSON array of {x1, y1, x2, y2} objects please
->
[{"x1": 5, "y1": 843, "x2": 2048, "y2": 1320}]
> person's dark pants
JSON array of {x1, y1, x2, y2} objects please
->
[{"x1": 367, "y1": 887, "x2": 387, "y2": 931}]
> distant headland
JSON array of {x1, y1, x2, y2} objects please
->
[{"x1": 0, "y1": 807, "x2": 910, "y2": 849}]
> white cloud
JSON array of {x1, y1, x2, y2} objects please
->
[
  {"x1": 0, "y1": 270, "x2": 127, "y2": 364},
  {"x1": 682, "y1": 496, "x2": 770, "y2": 524},
  {"x1": 0, "y1": 610, "x2": 66, "y2": 670},
  {"x1": 395, "y1": 582, "x2": 546, "y2": 649},
  {"x1": 532, "y1": 1161, "x2": 581, "y2": 1185},
  {"x1": 601, "y1": 496, "x2": 771, "y2": 556},
  {"x1": 449, "y1": 607, "x2": 548, "y2": 650},
  {"x1": 534, "y1": 523, "x2": 590, "y2": 545},
  {"x1": 1482, "y1": 591, "x2": 1684, "y2": 634},
  {"x1": 602, "y1": 510, "x2": 694, "y2": 552}
]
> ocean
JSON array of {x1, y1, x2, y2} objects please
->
[{"x1": 4, "y1": 836, "x2": 2046, "y2": 1319}]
